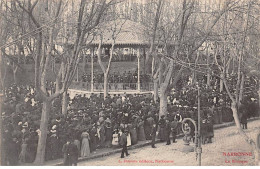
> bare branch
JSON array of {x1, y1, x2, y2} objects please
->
[{"x1": 97, "y1": 36, "x2": 106, "y2": 73}]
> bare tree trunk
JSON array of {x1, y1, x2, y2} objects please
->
[
  {"x1": 98, "y1": 40, "x2": 114, "y2": 99},
  {"x1": 239, "y1": 73, "x2": 245, "y2": 103},
  {"x1": 14, "y1": 0, "x2": 110, "y2": 165},
  {"x1": 207, "y1": 45, "x2": 211, "y2": 87},
  {"x1": 220, "y1": 73, "x2": 224, "y2": 92},
  {"x1": 192, "y1": 51, "x2": 200, "y2": 84},
  {"x1": 104, "y1": 73, "x2": 108, "y2": 99},
  {"x1": 153, "y1": 61, "x2": 161, "y2": 103},
  {"x1": 159, "y1": 60, "x2": 182, "y2": 118},
  {"x1": 13, "y1": 72, "x2": 17, "y2": 84},
  {"x1": 230, "y1": 101, "x2": 260, "y2": 165},
  {"x1": 223, "y1": 74, "x2": 259, "y2": 165},
  {"x1": 230, "y1": 101, "x2": 241, "y2": 128},
  {"x1": 226, "y1": 57, "x2": 231, "y2": 77},
  {"x1": 34, "y1": 100, "x2": 51, "y2": 165},
  {"x1": 207, "y1": 70, "x2": 211, "y2": 87},
  {"x1": 159, "y1": 85, "x2": 167, "y2": 117},
  {"x1": 0, "y1": 61, "x2": 7, "y2": 91},
  {"x1": 13, "y1": 64, "x2": 18, "y2": 84},
  {"x1": 83, "y1": 53, "x2": 87, "y2": 73},
  {"x1": 153, "y1": 79, "x2": 159, "y2": 102},
  {"x1": 232, "y1": 57, "x2": 235, "y2": 74},
  {"x1": 207, "y1": 65, "x2": 211, "y2": 87},
  {"x1": 145, "y1": 0, "x2": 163, "y2": 74},
  {"x1": 191, "y1": 73, "x2": 194, "y2": 85},
  {"x1": 61, "y1": 91, "x2": 67, "y2": 115},
  {"x1": 152, "y1": 56, "x2": 155, "y2": 77},
  {"x1": 13, "y1": 69, "x2": 18, "y2": 84},
  {"x1": 52, "y1": 59, "x2": 55, "y2": 72},
  {"x1": 159, "y1": 60, "x2": 173, "y2": 117}
]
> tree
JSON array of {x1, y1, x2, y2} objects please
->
[
  {"x1": 13, "y1": 0, "x2": 114, "y2": 164},
  {"x1": 147, "y1": 0, "x2": 163, "y2": 102},
  {"x1": 0, "y1": 0, "x2": 29, "y2": 86},
  {"x1": 153, "y1": 0, "x2": 232, "y2": 117},
  {"x1": 213, "y1": 0, "x2": 260, "y2": 165},
  {"x1": 96, "y1": 19, "x2": 125, "y2": 99}
]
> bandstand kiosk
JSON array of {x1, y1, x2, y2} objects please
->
[{"x1": 68, "y1": 20, "x2": 153, "y2": 98}]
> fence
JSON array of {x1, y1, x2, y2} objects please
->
[{"x1": 69, "y1": 81, "x2": 155, "y2": 92}]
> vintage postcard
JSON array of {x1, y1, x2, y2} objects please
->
[{"x1": 0, "y1": 0, "x2": 259, "y2": 166}]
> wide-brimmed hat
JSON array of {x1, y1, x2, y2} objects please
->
[
  {"x1": 52, "y1": 125, "x2": 57, "y2": 130},
  {"x1": 50, "y1": 129, "x2": 57, "y2": 133},
  {"x1": 22, "y1": 122, "x2": 28, "y2": 128}
]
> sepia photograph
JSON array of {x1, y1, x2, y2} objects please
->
[{"x1": 0, "y1": 0, "x2": 260, "y2": 166}]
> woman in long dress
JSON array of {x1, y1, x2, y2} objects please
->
[
  {"x1": 137, "y1": 119, "x2": 146, "y2": 141},
  {"x1": 81, "y1": 130, "x2": 90, "y2": 157},
  {"x1": 128, "y1": 123, "x2": 137, "y2": 145},
  {"x1": 104, "y1": 117, "x2": 112, "y2": 147},
  {"x1": 126, "y1": 129, "x2": 131, "y2": 147},
  {"x1": 99, "y1": 123, "x2": 106, "y2": 148}
]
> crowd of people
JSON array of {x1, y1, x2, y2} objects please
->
[
  {"x1": 1, "y1": 71, "x2": 259, "y2": 165},
  {"x1": 1, "y1": 83, "x2": 205, "y2": 165},
  {"x1": 81, "y1": 71, "x2": 152, "y2": 84}
]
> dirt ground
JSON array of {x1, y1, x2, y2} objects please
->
[{"x1": 78, "y1": 119, "x2": 260, "y2": 166}]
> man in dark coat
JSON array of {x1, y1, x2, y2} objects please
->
[
  {"x1": 241, "y1": 112, "x2": 248, "y2": 129},
  {"x1": 62, "y1": 140, "x2": 70, "y2": 166},
  {"x1": 207, "y1": 114, "x2": 214, "y2": 143},
  {"x1": 69, "y1": 141, "x2": 79, "y2": 166},
  {"x1": 145, "y1": 115, "x2": 154, "y2": 140},
  {"x1": 49, "y1": 131, "x2": 59, "y2": 160},
  {"x1": 120, "y1": 129, "x2": 130, "y2": 158},
  {"x1": 158, "y1": 115, "x2": 166, "y2": 142},
  {"x1": 62, "y1": 139, "x2": 79, "y2": 166},
  {"x1": 171, "y1": 118, "x2": 178, "y2": 143},
  {"x1": 165, "y1": 118, "x2": 171, "y2": 145},
  {"x1": 7, "y1": 137, "x2": 20, "y2": 165},
  {"x1": 201, "y1": 119, "x2": 208, "y2": 144},
  {"x1": 90, "y1": 124, "x2": 98, "y2": 152},
  {"x1": 151, "y1": 123, "x2": 157, "y2": 148},
  {"x1": 239, "y1": 102, "x2": 248, "y2": 129}
]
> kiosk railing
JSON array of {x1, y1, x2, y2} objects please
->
[{"x1": 69, "y1": 81, "x2": 154, "y2": 92}]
